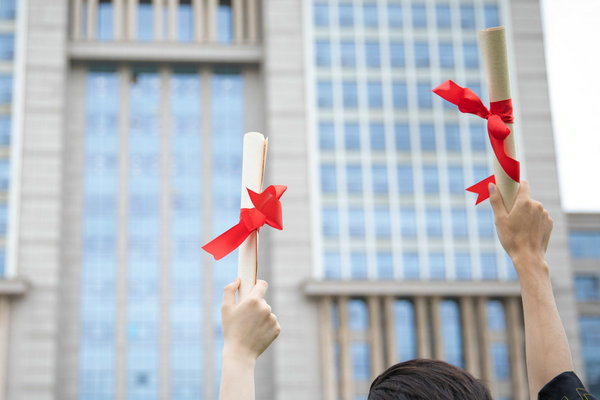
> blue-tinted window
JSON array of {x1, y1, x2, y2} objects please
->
[
  {"x1": 414, "y1": 41, "x2": 429, "y2": 68},
  {"x1": 436, "y1": 4, "x2": 451, "y2": 28},
  {"x1": 420, "y1": 124, "x2": 435, "y2": 151},
  {"x1": 0, "y1": 34, "x2": 13, "y2": 60},
  {"x1": 575, "y1": 276, "x2": 600, "y2": 301},
  {"x1": 97, "y1": 0, "x2": 113, "y2": 40},
  {"x1": 491, "y1": 343, "x2": 510, "y2": 379},
  {"x1": 0, "y1": 0, "x2": 15, "y2": 20},
  {"x1": 340, "y1": 41, "x2": 356, "y2": 67},
  {"x1": 374, "y1": 207, "x2": 391, "y2": 238},
  {"x1": 451, "y1": 208, "x2": 468, "y2": 237},
  {"x1": 448, "y1": 166, "x2": 464, "y2": 193},
  {"x1": 440, "y1": 300, "x2": 463, "y2": 366},
  {"x1": 318, "y1": 81, "x2": 333, "y2": 108},
  {"x1": 439, "y1": 42, "x2": 454, "y2": 68},
  {"x1": 351, "y1": 342, "x2": 371, "y2": 380},
  {"x1": 426, "y1": 208, "x2": 442, "y2": 238},
  {"x1": 389, "y1": 42, "x2": 405, "y2": 68},
  {"x1": 411, "y1": 4, "x2": 427, "y2": 28},
  {"x1": 324, "y1": 252, "x2": 341, "y2": 279},
  {"x1": 481, "y1": 253, "x2": 498, "y2": 280},
  {"x1": 345, "y1": 122, "x2": 360, "y2": 149},
  {"x1": 218, "y1": 0, "x2": 233, "y2": 42},
  {"x1": 372, "y1": 165, "x2": 388, "y2": 194},
  {"x1": 388, "y1": 4, "x2": 403, "y2": 28},
  {"x1": 484, "y1": 5, "x2": 500, "y2": 28},
  {"x1": 463, "y1": 42, "x2": 479, "y2": 68},
  {"x1": 0, "y1": 116, "x2": 10, "y2": 145},
  {"x1": 368, "y1": 81, "x2": 383, "y2": 108},
  {"x1": 346, "y1": 165, "x2": 363, "y2": 193},
  {"x1": 339, "y1": 3, "x2": 354, "y2": 26},
  {"x1": 349, "y1": 299, "x2": 369, "y2": 330},
  {"x1": 569, "y1": 231, "x2": 600, "y2": 259},
  {"x1": 470, "y1": 123, "x2": 487, "y2": 151},
  {"x1": 319, "y1": 122, "x2": 335, "y2": 150},
  {"x1": 351, "y1": 252, "x2": 368, "y2": 279},
  {"x1": 343, "y1": 81, "x2": 358, "y2": 108},
  {"x1": 314, "y1": 3, "x2": 329, "y2": 27},
  {"x1": 316, "y1": 41, "x2": 332, "y2": 66},
  {"x1": 395, "y1": 123, "x2": 410, "y2": 150},
  {"x1": 400, "y1": 207, "x2": 417, "y2": 237},
  {"x1": 0, "y1": 75, "x2": 12, "y2": 103},
  {"x1": 177, "y1": 0, "x2": 194, "y2": 41},
  {"x1": 137, "y1": 0, "x2": 154, "y2": 41},
  {"x1": 403, "y1": 253, "x2": 419, "y2": 279},
  {"x1": 320, "y1": 164, "x2": 337, "y2": 193},
  {"x1": 397, "y1": 165, "x2": 414, "y2": 194},
  {"x1": 460, "y1": 4, "x2": 475, "y2": 29},
  {"x1": 377, "y1": 252, "x2": 394, "y2": 279},
  {"x1": 417, "y1": 82, "x2": 432, "y2": 108},
  {"x1": 445, "y1": 124, "x2": 461, "y2": 151},
  {"x1": 363, "y1": 4, "x2": 378, "y2": 27},
  {"x1": 506, "y1": 254, "x2": 518, "y2": 281},
  {"x1": 455, "y1": 253, "x2": 471, "y2": 280},
  {"x1": 322, "y1": 207, "x2": 339, "y2": 237},
  {"x1": 370, "y1": 123, "x2": 385, "y2": 150},
  {"x1": 477, "y1": 208, "x2": 494, "y2": 237},
  {"x1": 486, "y1": 301, "x2": 506, "y2": 331},
  {"x1": 429, "y1": 253, "x2": 445, "y2": 279},
  {"x1": 394, "y1": 301, "x2": 417, "y2": 360},
  {"x1": 468, "y1": 81, "x2": 482, "y2": 97},
  {"x1": 392, "y1": 82, "x2": 408, "y2": 109},
  {"x1": 473, "y1": 165, "x2": 489, "y2": 183},
  {"x1": 423, "y1": 165, "x2": 439, "y2": 193},
  {"x1": 365, "y1": 41, "x2": 381, "y2": 68},
  {"x1": 579, "y1": 316, "x2": 600, "y2": 395},
  {"x1": 348, "y1": 208, "x2": 365, "y2": 237}
]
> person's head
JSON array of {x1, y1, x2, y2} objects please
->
[{"x1": 368, "y1": 359, "x2": 492, "y2": 400}]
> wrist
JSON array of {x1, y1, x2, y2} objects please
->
[
  {"x1": 511, "y1": 250, "x2": 550, "y2": 282},
  {"x1": 222, "y1": 344, "x2": 258, "y2": 368}
]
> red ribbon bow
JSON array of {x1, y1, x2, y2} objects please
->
[
  {"x1": 202, "y1": 185, "x2": 287, "y2": 260},
  {"x1": 433, "y1": 80, "x2": 520, "y2": 204}
]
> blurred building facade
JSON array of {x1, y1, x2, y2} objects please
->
[{"x1": 0, "y1": 0, "x2": 596, "y2": 399}]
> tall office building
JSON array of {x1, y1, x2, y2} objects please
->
[{"x1": 0, "y1": 0, "x2": 591, "y2": 399}]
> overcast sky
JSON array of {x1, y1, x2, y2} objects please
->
[{"x1": 541, "y1": 0, "x2": 600, "y2": 212}]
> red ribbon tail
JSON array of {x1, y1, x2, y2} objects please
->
[
  {"x1": 202, "y1": 223, "x2": 252, "y2": 260},
  {"x1": 466, "y1": 175, "x2": 496, "y2": 205}
]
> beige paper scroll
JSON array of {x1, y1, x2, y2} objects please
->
[
  {"x1": 479, "y1": 27, "x2": 519, "y2": 210},
  {"x1": 237, "y1": 132, "x2": 268, "y2": 301}
]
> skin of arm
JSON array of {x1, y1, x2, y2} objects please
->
[
  {"x1": 489, "y1": 180, "x2": 574, "y2": 399},
  {"x1": 219, "y1": 278, "x2": 281, "y2": 400}
]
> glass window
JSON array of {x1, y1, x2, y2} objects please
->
[
  {"x1": 317, "y1": 81, "x2": 333, "y2": 108},
  {"x1": 484, "y1": 5, "x2": 500, "y2": 28},
  {"x1": 569, "y1": 231, "x2": 600, "y2": 259},
  {"x1": 429, "y1": 253, "x2": 445, "y2": 279},
  {"x1": 377, "y1": 252, "x2": 394, "y2": 279},
  {"x1": 388, "y1": 4, "x2": 403, "y2": 28},
  {"x1": 397, "y1": 165, "x2": 414, "y2": 194},
  {"x1": 339, "y1": 3, "x2": 354, "y2": 26},
  {"x1": 368, "y1": 81, "x2": 383, "y2": 108},
  {"x1": 351, "y1": 252, "x2": 368, "y2": 279},
  {"x1": 0, "y1": 75, "x2": 12, "y2": 104},
  {"x1": 473, "y1": 165, "x2": 489, "y2": 183},
  {"x1": 389, "y1": 42, "x2": 405, "y2": 68},
  {"x1": 324, "y1": 252, "x2": 341, "y2": 279},
  {"x1": 322, "y1": 207, "x2": 339, "y2": 237},
  {"x1": 315, "y1": 40, "x2": 331, "y2": 67},
  {"x1": 346, "y1": 165, "x2": 363, "y2": 193},
  {"x1": 369, "y1": 123, "x2": 385, "y2": 150},
  {"x1": 394, "y1": 301, "x2": 417, "y2": 360},
  {"x1": 440, "y1": 300, "x2": 463, "y2": 367},
  {"x1": 445, "y1": 123, "x2": 461, "y2": 151},
  {"x1": 463, "y1": 42, "x2": 479, "y2": 68},
  {"x1": 468, "y1": 81, "x2": 482, "y2": 97},
  {"x1": 400, "y1": 207, "x2": 417, "y2": 237},
  {"x1": 481, "y1": 253, "x2": 498, "y2": 280},
  {"x1": 177, "y1": 0, "x2": 194, "y2": 42},
  {"x1": 451, "y1": 208, "x2": 468, "y2": 237},
  {"x1": 351, "y1": 342, "x2": 370, "y2": 380},
  {"x1": 423, "y1": 165, "x2": 439, "y2": 193},
  {"x1": 0, "y1": 0, "x2": 15, "y2": 20},
  {"x1": 436, "y1": 4, "x2": 451, "y2": 28},
  {"x1": 395, "y1": 123, "x2": 410, "y2": 150},
  {"x1": 97, "y1": 0, "x2": 114, "y2": 40},
  {"x1": 314, "y1": 3, "x2": 329, "y2": 27},
  {"x1": 345, "y1": 122, "x2": 361, "y2": 150},
  {"x1": 363, "y1": 4, "x2": 378, "y2": 27},
  {"x1": 349, "y1": 299, "x2": 369, "y2": 330},
  {"x1": 0, "y1": 116, "x2": 11, "y2": 145},
  {"x1": 417, "y1": 82, "x2": 432, "y2": 108},
  {"x1": 491, "y1": 343, "x2": 510, "y2": 379},
  {"x1": 372, "y1": 165, "x2": 388, "y2": 194},
  {"x1": 320, "y1": 164, "x2": 337, "y2": 193},
  {"x1": 460, "y1": 4, "x2": 475, "y2": 29},
  {"x1": 0, "y1": 34, "x2": 13, "y2": 60},
  {"x1": 138, "y1": 0, "x2": 154, "y2": 41},
  {"x1": 403, "y1": 253, "x2": 419, "y2": 279},
  {"x1": 392, "y1": 82, "x2": 408, "y2": 109},
  {"x1": 411, "y1": 4, "x2": 427, "y2": 28},
  {"x1": 426, "y1": 208, "x2": 442, "y2": 238},
  {"x1": 486, "y1": 301, "x2": 506, "y2": 331},
  {"x1": 420, "y1": 123, "x2": 435, "y2": 151},
  {"x1": 575, "y1": 276, "x2": 600, "y2": 301},
  {"x1": 477, "y1": 208, "x2": 494, "y2": 237},
  {"x1": 414, "y1": 41, "x2": 429, "y2": 68},
  {"x1": 579, "y1": 316, "x2": 600, "y2": 395},
  {"x1": 365, "y1": 41, "x2": 381, "y2": 67},
  {"x1": 454, "y1": 253, "x2": 471, "y2": 280},
  {"x1": 470, "y1": 123, "x2": 487, "y2": 151},
  {"x1": 217, "y1": 0, "x2": 234, "y2": 42},
  {"x1": 343, "y1": 81, "x2": 358, "y2": 108},
  {"x1": 348, "y1": 207, "x2": 365, "y2": 237},
  {"x1": 340, "y1": 41, "x2": 356, "y2": 67},
  {"x1": 448, "y1": 166, "x2": 464, "y2": 194},
  {"x1": 374, "y1": 207, "x2": 391, "y2": 238},
  {"x1": 438, "y1": 42, "x2": 454, "y2": 68},
  {"x1": 319, "y1": 122, "x2": 335, "y2": 150}
]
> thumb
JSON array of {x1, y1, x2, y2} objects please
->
[
  {"x1": 222, "y1": 278, "x2": 240, "y2": 307},
  {"x1": 488, "y1": 183, "x2": 508, "y2": 219}
]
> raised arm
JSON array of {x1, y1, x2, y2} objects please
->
[
  {"x1": 489, "y1": 181, "x2": 573, "y2": 399},
  {"x1": 219, "y1": 278, "x2": 281, "y2": 400}
]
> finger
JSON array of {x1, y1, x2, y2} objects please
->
[
  {"x1": 222, "y1": 277, "x2": 240, "y2": 306},
  {"x1": 488, "y1": 183, "x2": 508, "y2": 219},
  {"x1": 250, "y1": 279, "x2": 268, "y2": 300},
  {"x1": 516, "y1": 180, "x2": 530, "y2": 201}
]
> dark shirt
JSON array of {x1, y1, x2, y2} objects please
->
[{"x1": 538, "y1": 371, "x2": 597, "y2": 399}]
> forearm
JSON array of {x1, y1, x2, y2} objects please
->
[
  {"x1": 219, "y1": 351, "x2": 256, "y2": 400},
  {"x1": 514, "y1": 253, "x2": 574, "y2": 399}
]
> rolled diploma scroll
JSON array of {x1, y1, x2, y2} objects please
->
[
  {"x1": 478, "y1": 27, "x2": 519, "y2": 210},
  {"x1": 237, "y1": 132, "x2": 268, "y2": 301}
]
